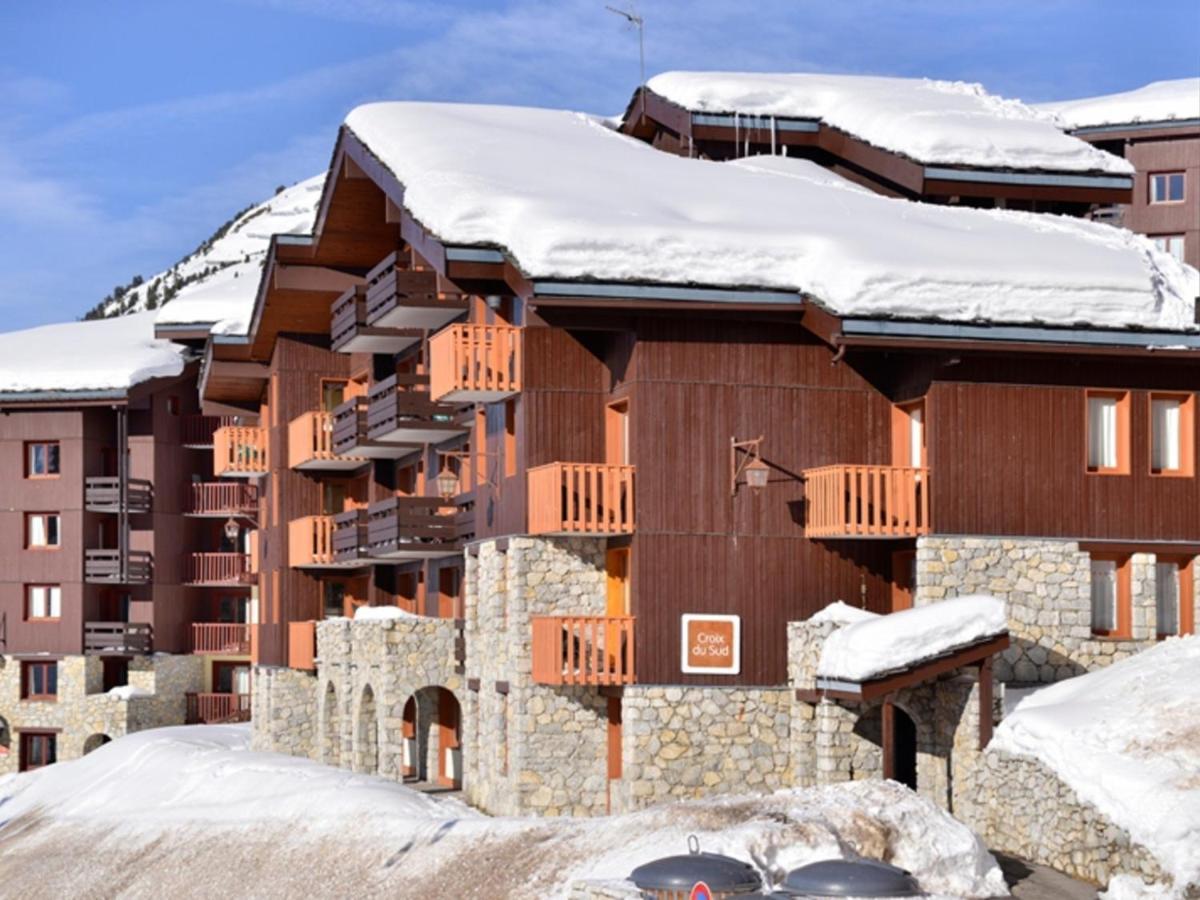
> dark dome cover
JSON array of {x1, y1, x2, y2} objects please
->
[
  {"x1": 631, "y1": 851, "x2": 763, "y2": 892},
  {"x1": 781, "y1": 858, "x2": 922, "y2": 897}
]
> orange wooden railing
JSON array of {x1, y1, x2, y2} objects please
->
[
  {"x1": 187, "y1": 482, "x2": 258, "y2": 515},
  {"x1": 186, "y1": 552, "x2": 254, "y2": 585},
  {"x1": 528, "y1": 463, "x2": 635, "y2": 535},
  {"x1": 214, "y1": 426, "x2": 268, "y2": 476},
  {"x1": 803, "y1": 465, "x2": 930, "y2": 538},
  {"x1": 186, "y1": 692, "x2": 251, "y2": 724},
  {"x1": 429, "y1": 324, "x2": 522, "y2": 401},
  {"x1": 191, "y1": 623, "x2": 252, "y2": 655},
  {"x1": 288, "y1": 620, "x2": 317, "y2": 671},
  {"x1": 531, "y1": 616, "x2": 635, "y2": 686},
  {"x1": 288, "y1": 515, "x2": 334, "y2": 566}
]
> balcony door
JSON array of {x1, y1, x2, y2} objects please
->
[
  {"x1": 892, "y1": 400, "x2": 926, "y2": 468},
  {"x1": 605, "y1": 400, "x2": 629, "y2": 466}
]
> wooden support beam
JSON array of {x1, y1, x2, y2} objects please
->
[
  {"x1": 978, "y1": 656, "x2": 993, "y2": 750},
  {"x1": 881, "y1": 696, "x2": 896, "y2": 781}
]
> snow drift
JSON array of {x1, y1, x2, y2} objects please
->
[{"x1": 1036, "y1": 78, "x2": 1200, "y2": 129}]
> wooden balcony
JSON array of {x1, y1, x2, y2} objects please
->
[
  {"x1": 332, "y1": 507, "x2": 371, "y2": 565},
  {"x1": 367, "y1": 374, "x2": 468, "y2": 445},
  {"x1": 191, "y1": 623, "x2": 252, "y2": 655},
  {"x1": 531, "y1": 616, "x2": 636, "y2": 686},
  {"x1": 84, "y1": 549, "x2": 153, "y2": 584},
  {"x1": 248, "y1": 529, "x2": 260, "y2": 575},
  {"x1": 803, "y1": 465, "x2": 931, "y2": 538},
  {"x1": 364, "y1": 251, "x2": 468, "y2": 331},
  {"x1": 186, "y1": 552, "x2": 255, "y2": 587},
  {"x1": 288, "y1": 514, "x2": 364, "y2": 569},
  {"x1": 186, "y1": 692, "x2": 251, "y2": 724},
  {"x1": 288, "y1": 410, "x2": 367, "y2": 471},
  {"x1": 331, "y1": 396, "x2": 417, "y2": 460},
  {"x1": 214, "y1": 425, "x2": 268, "y2": 477},
  {"x1": 84, "y1": 477, "x2": 153, "y2": 514},
  {"x1": 288, "y1": 620, "x2": 317, "y2": 671},
  {"x1": 365, "y1": 496, "x2": 471, "y2": 560},
  {"x1": 182, "y1": 414, "x2": 237, "y2": 449},
  {"x1": 331, "y1": 285, "x2": 422, "y2": 354},
  {"x1": 528, "y1": 463, "x2": 635, "y2": 536},
  {"x1": 429, "y1": 324, "x2": 522, "y2": 402},
  {"x1": 84, "y1": 621, "x2": 153, "y2": 656},
  {"x1": 185, "y1": 482, "x2": 258, "y2": 517}
]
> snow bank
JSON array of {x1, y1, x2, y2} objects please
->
[
  {"x1": 992, "y1": 637, "x2": 1200, "y2": 890},
  {"x1": 818, "y1": 595, "x2": 1008, "y2": 682},
  {"x1": 809, "y1": 600, "x2": 880, "y2": 626},
  {"x1": 344, "y1": 102, "x2": 1196, "y2": 333},
  {"x1": 1036, "y1": 78, "x2": 1200, "y2": 129},
  {"x1": 0, "y1": 311, "x2": 188, "y2": 395},
  {"x1": 106, "y1": 685, "x2": 152, "y2": 700},
  {"x1": 647, "y1": 71, "x2": 1131, "y2": 174},
  {"x1": 353, "y1": 604, "x2": 419, "y2": 621}
]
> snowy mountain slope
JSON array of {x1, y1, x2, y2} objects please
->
[{"x1": 83, "y1": 175, "x2": 323, "y2": 336}]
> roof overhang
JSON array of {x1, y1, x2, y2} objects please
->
[
  {"x1": 1069, "y1": 118, "x2": 1200, "y2": 140},
  {"x1": 199, "y1": 336, "x2": 268, "y2": 412}
]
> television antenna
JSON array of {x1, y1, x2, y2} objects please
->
[{"x1": 605, "y1": 5, "x2": 645, "y2": 120}]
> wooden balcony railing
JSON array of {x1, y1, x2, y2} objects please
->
[
  {"x1": 531, "y1": 616, "x2": 636, "y2": 686},
  {"x1": 191, "y1": 623, "x2": 252, "y2": 655},
  {"x1": 186, "y1": 482, "x2": 258, "y2": 517},
  {"x1": 84, "y1": 477, "x2": 153, "y2": 514},
  {"x1": 186, "y1": 552, "x2": 254, "y2": 586},
  {"x1": 364, "y1": 251, "x2": 468, "y2": 332},
  {"x1": 84, "y1": 621, "x2": 153, "y2": 656},
  {"x1": 288, "y1": 410, "x2": 367, "y2": 471},
  {"x1": 429, "y1": 324, "x2": 522, "y2": 402},
  {"x1": 332, "y1": 507, "x2": 369, "y2": 565},
  {"x1": 528, "y1": 463, "x2": 635, "y2": 536},
  {"x1": 84, "y1": 549, "x2": 153, "y2": 584},
  {"x1": 365, "y1": 496, "x2": 472, "y2": 559},
  {"x1": 186, "y1": 692, "x2": 251, "y2": 724},
  {"x1": 331, "y1": 284, "x2": 422, "y2": 354},
  {"x1": 288, "y1": 620, "x2": 317, "y2": 671},
  {"x1": 289, "y1": 515, "x2": 336, "y2": 568},
  {"x1": 367, "y1": 373, "x2": 468, "y2": 444},
  {"x1": 803, "y1": 465, "x2": 931, "y2": 538},
  {"x1": 182, "y1": 415, "x2": 236, "y2": 448},
  {"x1": 214, "y1": 426, "x2": 268, "y2": 477}
]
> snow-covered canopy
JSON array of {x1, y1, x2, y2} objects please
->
[
  {"x1": 344, "y1": 102, "x2": 1197, "y2": 333},
  {"x1": 154, "y1": 174, "x2": 323, "y2": 335},
  {"x1": 0, "y1": 311, "x2": 188, "y2": 396},
  {"x1": 645, "y1": 71, "x2": 1132, "y2": 174},
  {"x1": 992, "y1": 637, "x2": 1200, "y2": 889},
  {"x1": 818, "y1": 595, "x2": 1008, "y2": 682},
  {"x1": 1036, "y1": 78, "x2": 1200, "y2": 129}
]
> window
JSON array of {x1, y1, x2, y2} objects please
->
[
  {"x1": 504, "y1": 400, "x2": 517, "y2": 478},
  {"x1": 1156, "y1": 558, "x2": 1195, "y2": 638},
  {"x1": 19, "y1": 732, "x2": 56, "y2": 771},
  {"x1": 321, "y1": 379, "x2": 347, "y2": 413},
  {"x1": 26, "y1": 513, "x2": 61, "y2": 549},
  {"x1": 25, "y1": 441, "x2": 60, "y2": 478},
  {"x1": 1086, "y1": 391, "x2": 1129, "y2": 474},
  {"x1": 1150, "y1": 393, "x2": 1194, "y2": 476},
  {"x1": 21, "y1": 661, "x2": 58, "y2": 700},
  {"x1": 1090, "y1": 556, "x2": 1131, "y2": 637},
  {"x1": 1149, "y1": 172, "x2": 1185, "y2": 204},
  {"x1": 323, "y1": 581, "x2": 347, "y2": 619},
  {"x1": 1152, "y1": 234, "x2": 1186, "y2": 261},
  {"x1": 25, "y1": 585, "x2": 62, "y2": 620}
]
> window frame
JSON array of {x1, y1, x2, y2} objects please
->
[
  {"x1": 20, "y1": 660, "x2": 59, "y2": 701},
  {"x1": 1156, "y1": 556, "x2": 1195, "y2": 638},
  {"x1": 1150, "y1": 233, "x2": 1187, "y2": 261},
  {"x1": 1149, "y1": 392, "x2": 1195, "y2": 477},
  {"x1": 24, "y1": 584, "x2": 62, "y2": 621},
  {"x1": 19, "y1": 731, "x2": 57, "y2": 771},
  {"x1": 25, "y1": 441, "x2": 61, "y2": 479},
  {"x1": 1089, "y1": 554, "x2": 1132, "y2": 638},
  {"x1": 1085, "y1": 390, "x2": 1131, "y2": 475},
  {"x1": 25, "y1": 512, "x2": 62, "y2": 550},
  {"x1": 1148, "y1": 171, "x2": 1185, "y2": 205}
]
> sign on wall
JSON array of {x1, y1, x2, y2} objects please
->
[{"x1": 680, "y1": 614, "x2": 741, "y2": 675}]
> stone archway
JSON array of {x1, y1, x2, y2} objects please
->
[
  {"x1": 321, "y1": 681, "x2": 340, "y2": 766},
  {"x1": 83, "y1": 733, "x2": 112, "y2": 755},
  {"x1": 356, "y1": 684, "x2": 379, "y2": 774},
  {"x1": 412, "y1": 685, "x2": 462, "y2": 789},
  {"x1": 401, "y1": 695, "x2": 417, "y2": 780}
]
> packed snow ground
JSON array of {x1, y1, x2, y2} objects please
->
[
  {"x1": 1036, "y1": 78, "x2": 1200, "y2": 129},
  {"x1": 0, "y1": 311, "x2": 188, "y2": 394},
  {"x1": 0, "y1": 725, "x2": 1008, "y2": 899},
  {"x1": 645, "y1": 71, "x2": 1132, "y2": 173},
  {"x1": 345, "y1": 102, "x2": 1196, "y2": 334},
  {"x1": 992, "y1": 637, "x2": 1200, "y2": 893}
]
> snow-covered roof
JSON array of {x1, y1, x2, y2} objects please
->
[
  {"x1": 0, "y1": 311, "x2": 188, "y2": 397},
  {"x1": 817, "y1": 595, "x2": 1008, "y2": 682},
  {"x1": 992, "y1": 636, "x2": 1200, "y2": 889},
  {"x1": 153, "y1": 174, "x2": 323, "y2": 335},
  {"x1": 344, "y1": 102, "x2": 1197, "y2": 334},
  {"x1": 1035, "y1": 78, "x2": 1200, "y2": 130},
  {"x1": 645, "y1": 71, "x2": 1132, "y2": 175}
]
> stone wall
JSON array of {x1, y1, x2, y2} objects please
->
[
  {"x1": 250, "y1": 665, "x2": 317, "y2": 759},
  {"x1": 915, "y1": 537, "x2": 1196, "y2": 683},
  {"x1": 0, "y1": 652, "x2": 203, "y2": 774}
]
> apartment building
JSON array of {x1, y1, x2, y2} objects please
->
[
  {"x1": 232, "y1": 99, "x2": 1198, "y2": 818},
  {"x1": 1036, "y1": 78, "x2": 1200, "y2": 267},
  {"x1": 0, "y1": 313, "x2": 256, "y2": 773}
]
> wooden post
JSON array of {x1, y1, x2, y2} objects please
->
[
  {"x1": 978, "y1": 656, "x2": 993, "y2": 750},
  {"x1": 881, "y1": 696, "x2": 896, "y2": 781}
]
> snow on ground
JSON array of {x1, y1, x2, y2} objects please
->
[
  {"x1": 992, "y1": 637, "x2": 1200, "y2": 893},
  {"x1": 1036, "y1": 78, "x2": 1200, "y2": 129},
  {"x1": 0, "y1": 725, "x2": 1007, "y2": 899},
  {"x1": 646, "y1": 71, "x2": 1131, "y2": 174},
  {"x1": 0, "y1": 311, "x2": 188, "y2": 395},
  {"x1": 344, "y1": 102, "x2": 1196, "y2": 334},
  {"x1": 818, "y1": 595, "x2": 1007, "y2": 682}
]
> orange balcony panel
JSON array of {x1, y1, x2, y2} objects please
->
[
  {"x1": 287, "y1": 515, "x2": 360, "y2": 569},
  {"x1": 531, "y1": 616, "x2": 635, "y2": 686},
  {"x1": 803, "y1": 465, "x2": 931, "y2": 538},
  {"x1": 288, "y1": 620, "x2": 317, "y2": 671},
  {"x1": 248, "y1": 529, "x2": 260, "y2": 575},
  {"x1": 191, "y1": 623, "x2": 252, "y2": 655},
  {"x1": 288, "y1": 410, "x2": 367, "y2": 471},
  {"x1": 429, "y1": 324, "x2": 522, "y2": 402},
  {"x1": 528, "y1": 463, "x2": 635, "y2": 536},
  {"x1": 214, "y1": 426, "x2": 268, "y2": 478}
]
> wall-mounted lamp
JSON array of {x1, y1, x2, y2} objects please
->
[
  {"x1": 436, "y1": 449, "x2": 500, "y2": 501},
  {"x1": 730, "y1": 435, "x2": 770, "y2": 496}
]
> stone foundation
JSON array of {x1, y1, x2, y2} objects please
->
[{"x1": 250, "y1": 665, "x2": 317, "y2": 758}]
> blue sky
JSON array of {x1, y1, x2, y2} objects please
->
[{"x1": 1, "y1": 0, "x2": 1197, "y2": 329}]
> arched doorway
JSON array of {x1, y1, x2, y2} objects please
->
[
  {"x1": 401, "y1": 696, "x2": 417, "y2": 780},
  {"x1": 435, "y1": 688, "x2": 462, "y2": 789},
  {"x1": 322, "y1": 682, "x2": 340, "y2": 766},
  {"x1": 83, "y1": 733, "x2": 112, "y2": 755},
  {"x1": 357, "y1": 685, "x2": 378, "y2": 774},
  {"x1": 890, "y1": 706, "x2": 918, "y2": 790},
  {"x1": 412, "y1": 686, "x2": 462, "y2": 790}
]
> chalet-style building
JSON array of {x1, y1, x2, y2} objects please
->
[
  {"x1": 229, "y1": 99, "x2": 1198, "y2": 818},
  {"x1": 1036, "y1": 78, "x2": 1200, "y2": 268},
  {"x1": 0, "y1": 313, "x2": 256, "y2": 774}
]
